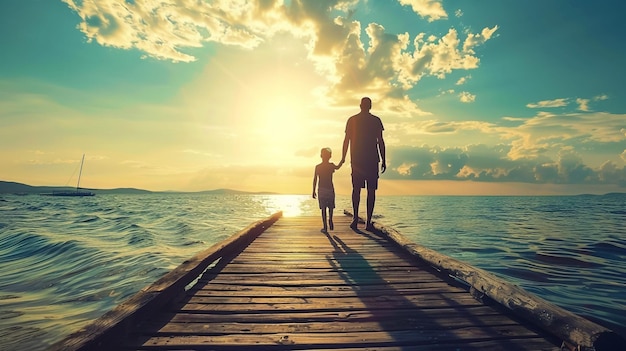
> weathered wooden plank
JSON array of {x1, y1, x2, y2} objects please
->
[
  {"x1": 177, "y1": 295, "x2": 482, "y2": 312},
  {"x1": 222, "y1": 260, "x2": 420, "y2": 268},
  {"x1": 205, "y1": 267, "x2": 431, "y2": 274},
  {"x1": 227, "y1": 255, "x2": 414, "y2": 261},
  {"x1": 183, "y1": 290, "x2": 476, "y2": 304},
  {"x1": 189, "y1": 290, "x2": 459, "y2": 299},
  {"x1": 137, "y1": 318, "x2": 525, "y2": 335},
  {"x1": 305, "y1": 341, "x2": 562, "y2": 351},
  {"x1": 139, "y1": 305, "x2": 517, "y2": 324},
  {"x1": 189, "y1": 284, "x2": 463, "y2": 298},
  {"x1": 126, "y1": 339, "x2": 561, "y2": 351},
  {"x1": 274, "y1": 340, "x2": 562, "y2": 351},
  {"x1": 206, "y1": 261, "x2": 437, "y2": 274},
  {"x1": 203, "y1": 274, "x2": 446, "y2": 285},
  {"x1": 201, "y1": 281, "x2": 444, "y2": 289},
  {"x1": 127, "y1": 327, "x2": 555, "y2": 349}
]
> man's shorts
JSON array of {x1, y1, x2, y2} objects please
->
[
  {"x1": 351, "y1": 163, "x2": 379, "y2": 190},
  {"x1": 317, "y1": 187, "x2": 335, "y2": 209}
]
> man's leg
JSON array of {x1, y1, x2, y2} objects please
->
[
  {"x1": 366, "y1": 188, "x2": 376, "y2": 230},
  {"x1": 351, "y1": 186, "x2": 360, "y2": 229},
  {"x1": 321, "y1": 207, "x2": 328, "y2": 232}
]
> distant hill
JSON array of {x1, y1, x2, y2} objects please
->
[
  {"x1": 0, "y1": 181, "x2": 275, "y2": 195},
  {"x1": 0, "y1": 181, "x2": 37, "y2": 194},
  {"x1": 0, "y1": 181, "x2": 151, "y2": 195}
]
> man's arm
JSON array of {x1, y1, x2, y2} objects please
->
[
  {"x1": 378, "y1": 131, "x2": 386, "y2": 173},
  {"x1": 340, "y1": 132, "x2": 350, "y2": 166}
]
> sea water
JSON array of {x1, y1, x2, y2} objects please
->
[{"x1": 0, "y1": 193, "x2": 624, "y2": 350}]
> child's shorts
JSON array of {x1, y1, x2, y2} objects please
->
[{"x1": 317, "y1": 187, "x2": 335, "y2": 209}]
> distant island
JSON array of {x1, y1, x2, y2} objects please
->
[{"x1": 0, "y1": 181, "x2": 276, "y2": 195}]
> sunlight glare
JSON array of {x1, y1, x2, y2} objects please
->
[
  {"x1": 256, "y1": 194, "x2": 313, "y2": 217},
  {"x1": 258, "y1": 97, "x2": 303, "y2": 138}
]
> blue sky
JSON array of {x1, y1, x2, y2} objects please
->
[{"x1": 1, "y1": 0, "x2": 625, "y2": 195}]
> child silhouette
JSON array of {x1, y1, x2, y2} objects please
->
[{"x1": 312, "y1": 147, "x2": 341, "y2": 233}]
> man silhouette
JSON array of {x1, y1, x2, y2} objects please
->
[{"x1": 339, "y1": 97, "x2": 386, "y2": 230}]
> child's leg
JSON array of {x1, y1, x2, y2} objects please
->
[{"x1": 328, "y1": 208, "x2": 334, "y2": 230}]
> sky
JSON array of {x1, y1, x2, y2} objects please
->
[{"x1": 1, "y1": 0, "x2": 625, "y2": 195}]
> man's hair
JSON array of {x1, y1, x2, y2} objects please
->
[{"x1": 360, "y1": 97, "x2": 372, "y2": 110}]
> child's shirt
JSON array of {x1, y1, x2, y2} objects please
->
[{"x1": 315, "y1": 162, "x2": 337, "y2": 191}]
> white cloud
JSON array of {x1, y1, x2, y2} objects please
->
[
  {"x1": 598, "y1": 160, "x2": 626, "y2": 184},
  {"x1": 501, "y1": 116, "x2": 525, "y2": 122},
  {"x1": 455, "y1": 75, "x2": 470, "y2": 85},
  {"x1": 505, "y1": 112, "x2": 626, "y2": 161},
  {"x1": 594, "y1": 94, "x2": 609, "y2": 101},
  {"x1": 62, "y1": 0, "x2": 497, "y2": 113},
  {"x1": 62, "y1": 0, "x2": 264, "y2": 62},
  {"x1": 397, "y1": 0, "x2": 448, "y2": 22},
  {"x1": 62, "y1": 0, "x2": 320, "y2": 62},
  {"x1": 462, "y1": 26, "x2": 499, "y2": 53},
  {"x1": 383, "y1": 107, "x2": 626, "y2": 187},
  {"x1": 528, "y1": 95, "x2": 611, "y2": 112},
  {"x1": 397, "y1": 162, "x2": 418, "y2": 175},
  {"x1": 526, "y1": 98, "x2": 569, "y2": 108},
  {"x1": 437, "y1": 89, "x2": 455, "y2": 97},
  {"x1": 576, "y1": 98, "x2": 590, "y2": 111},
  {"x1": 394, "y1": 119, "x2": 497, "y2": 138},
  {"x1": 459, "y1": 91, "x2": 475, "y2": 103},
  {"x1": 321, "y1": 19, "x2": 496, "y2": 113},
  {"x1": 385, "y1": 142, "x2": 626, "y2": 186},
  {"x1": 395, "y1": 26, "x2": 497, "y2": 86}
]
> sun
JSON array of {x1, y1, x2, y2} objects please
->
[
  {"x1": 262, "y1": 96, "x2": 300, "y2": 126},
  {"x1": 255, "y1": 96, "x2": 308, "y2": 147}
]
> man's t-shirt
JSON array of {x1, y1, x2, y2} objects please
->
[{"x1": 345, "y1": 112, "x2": 384, "y2": 167}]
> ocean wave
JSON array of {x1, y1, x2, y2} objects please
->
[{"x1": 533, "y1": 252, "x2": 602, "y2": 268}]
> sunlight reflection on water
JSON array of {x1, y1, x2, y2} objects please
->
[{"x1": 254, "y1": 194, "x2": 316, "y2": 217}]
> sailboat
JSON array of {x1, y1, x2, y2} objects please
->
[{"x1": 50, "y1": 154, "x2": 95, "y2": 197}]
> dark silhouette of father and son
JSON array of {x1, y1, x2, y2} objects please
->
[{"x1": 312, "y1": 97, "x2": 386, "y2": 233}]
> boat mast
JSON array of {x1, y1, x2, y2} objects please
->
[{"x1": 76, "y1": 154, "x2": 85, "y2": 192}]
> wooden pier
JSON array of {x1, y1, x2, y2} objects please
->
[{"x1": 50, "y1": 212, "x2": 623, "y2": 351}]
